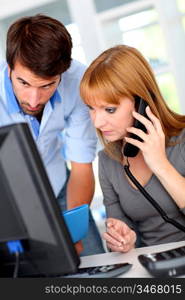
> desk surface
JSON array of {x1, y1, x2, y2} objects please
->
[{"x1": 80, "y1": 240, "x2": 185, "y2": 277}]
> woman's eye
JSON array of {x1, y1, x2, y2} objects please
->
[
  {"x1": 86, "y1": 104, "x2": 94, "y2": 110},
  {"x1": 21, "y1": 81, "x2": 28, "y2": 86},
  {"x1": 105, "y1": 107, "x2": 117, "y2": 114}
]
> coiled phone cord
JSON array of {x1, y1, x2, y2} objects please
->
[{"x1": 124, "y1": 158, "x2": 185, "y2": 233}]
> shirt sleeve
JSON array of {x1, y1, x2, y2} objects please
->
[
  {"x1": 64, "y1": 97, "x2": 97, "y2": 163},
  {"x1": 61, "y1": 62, "x2": 97, "y2": 163},
  {"x1": 98, "y1": 151, "x2": 133, "y2": 227},
  {"x1": 98, "y1": 151, "x2": 143, "y2": 247},
  {"x1": 180, "y1": 207, "x2": 185, "y2": 215},
  {"x1": 0, "y1": 98, "x2": 14, "y2": 126},
  {"x1": 179, "y1": 129, "x2": 185, "y2": 163}
]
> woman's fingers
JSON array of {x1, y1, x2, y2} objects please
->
[
  {"x1": 132, "y1": 106, "x2": 164, "y2": 137},
  {"x1": 106, "y1": 239, "x2": 135, "y2": 253},
  {"x1": 106, "y1": 242, "x2": 125, "y2": 252},
  {"x1": 106, "y1": 217, "x2": 118, "y2": 228},
  {"x1": 126, "y1": 126, "x2": 148, "y2": 141},
  {"x1": 132, "y1": 110, "x2": 155, "y2": 134},
  {"x1": 146, "y1": 106, "x2": 164, "y2": 136},
  {"x1": 107, "y1": 226, "x2": 126, "y2": 243},
  {"x1": 103, "y1": 228, "x2": 136, "y2": 252},
  {"x1": 104, "y1": 218, "x2": 136, "y2": 253},
  {"x1": 102, "y1": 232, "x2": 124, "y2": 247},
  {"x1": 124, "y1": 136, "x2": 144, "y2": 151}
]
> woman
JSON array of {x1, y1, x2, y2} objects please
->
[{"x1": 80, "y1": 45, "x2": 185, "y2": 253}]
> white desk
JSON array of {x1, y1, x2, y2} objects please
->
[{"x1": 79, "y1": 240, "x2": 185, "y2": 277}]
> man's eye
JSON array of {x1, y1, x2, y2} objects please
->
[
  {"x1": 105, "y1": 107, "x2": 117, "y2": 114},
  {"x1": 43, "y1": 85, "x2": 51, "y2": 89}
]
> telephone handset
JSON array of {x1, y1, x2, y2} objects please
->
[{"x1": 123, "y1": 97, "x2": 148, "y2": 157}]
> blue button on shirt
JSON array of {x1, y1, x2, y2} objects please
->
[{"x1": 0, "y1": 60, "x2": 97, "y2": 196}]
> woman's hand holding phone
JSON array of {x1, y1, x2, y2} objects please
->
[
  {"x1": 102, "y1": 218, "x2": 136, "y2": 253},
  {"x1": 125, "y1": 106, "x2": 168, "y2": 174}
]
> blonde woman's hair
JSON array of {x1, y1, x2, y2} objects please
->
[{"x1": 80, "y1": 45, "x2": 185, "y2": 162}]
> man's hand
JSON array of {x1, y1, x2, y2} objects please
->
[{"x1": 102, "y1": 218, "x2": 136, "y2": 253}]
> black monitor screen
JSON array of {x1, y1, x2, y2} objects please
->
[{"x1": 0, "y1": 122, "x2": 80, "y2": 277}]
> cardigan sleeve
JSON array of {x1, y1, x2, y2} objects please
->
[{"x1": 98, "y1": 150, "x2": 135, "y2": 228}]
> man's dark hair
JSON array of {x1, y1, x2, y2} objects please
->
[{"x1": 6, "y1": 14, "x2": 73, "y2": 77}]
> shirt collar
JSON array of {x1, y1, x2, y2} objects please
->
[
  {"x1": 4, "y1": 66, "x2": 62, "y2": 113},
  {"x1": 50, "y1": 88, "x2": 62, "y2": 108}
]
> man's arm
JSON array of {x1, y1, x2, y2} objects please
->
[{"x1": 66, "y1": 161, "x2": 95, "y2": 209}]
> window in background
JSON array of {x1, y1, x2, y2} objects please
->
[
  {"x1": 99, "y1": 5, "x2": 180, "y2": 112},
  {"x1": 182, "y1": 17, "x2": 185, "y2": 30},
  {"x1": 66, "y1": 23, "x2": 87, "y2": 64},
  {"x1": 2, "y1": 0, "x2": 86, "y2": 64},
  {"x1": 94, "y1": 0, "x2": 140, "y2": 13},
  {"x1": 119, "y1": 9, "x2": 167, "y2": 71},
  {"x1": 177, "y1": 0, "x2": 185, "y2": 13},
  {"x1": 177, "y1": 0, "x2": 185, "y2": 32},
  {"x1": 156, "y1": 73, "x2": 180, "y2": 113},
  {"x1": 3, "y1": 0, "x2": 72, "y2": 31}
]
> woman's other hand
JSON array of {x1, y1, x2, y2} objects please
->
[{"x1": 102, "y1": 218, "x2": 136, "y2": 253}]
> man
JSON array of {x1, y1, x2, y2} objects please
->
[{"x1": 0, "y1": 14, "x2": 105, "y2": 256}]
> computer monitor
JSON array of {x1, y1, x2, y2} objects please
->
[{"x1": 0, "y1": 122, "x2": 80, "y2": 277}]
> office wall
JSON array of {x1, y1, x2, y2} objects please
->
[{"x1": 0, "y1": 0, "x2": 185, "y2": 113}]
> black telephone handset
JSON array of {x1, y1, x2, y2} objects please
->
[{"x1": 123, "y1": 97, "x2": 148, "y2": 157}]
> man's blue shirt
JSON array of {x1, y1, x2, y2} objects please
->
[{"x1": 0, "y1": 60, "x2": 97, "y2": 196}]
